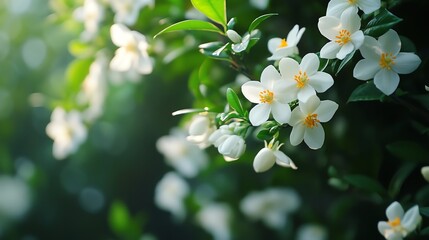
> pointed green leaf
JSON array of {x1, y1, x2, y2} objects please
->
[
  {"x1": 364, "y1": 8, "x2": 402, "y2": 37},
  {"x1": 348, "y1": 81, "x2": 385, "y2": 103},
  {"x1": 343, "y1": 174, "x2": 388, "y2": 197},
  {"x1": 191, "y1": 0, "x2": 227, "y2": 28},
  {"x1": 226, "y1": 88, "x2": 244, "y2": 116},
  {"x1": 248, "y1": 13, "x2": 278, "y2": 32},
  {"x1": 336, "y1": 50, "x2": 355, "y2": 75},
  {"x1": 154, "y1": 20, "x2": 223, "y2": 38},
  {"x1": 420, "y1": 207, "x2": 429, "y2": 218}
]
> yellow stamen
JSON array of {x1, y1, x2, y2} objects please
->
[
  {"x1": 294, "y1": 71, "x2": 309, "y2": 89},
  {"x1": 379, "y1": 52, "x2": 396, "y2": 70},
  {"x1": 304, "y1": 113, "x2": 320, "y2": 128},
  {"x1": 259, "y1": 90, "x2": 274, "y2": 104},
  {"x1": 348, "y1": 0, "x2": 357, "y2": 4},
  {"x1": 278, "y1": 38, "x2": 288, "y2": 48},
  {"x1": 335, "y1": 29, "x2": 351, "y2": 46},
  {"x1": 388, "y1": 217, "x2": 401, "y2": 228},
  {"x1": 125, "y1": 42, "x2": 137, "y2": 53}
]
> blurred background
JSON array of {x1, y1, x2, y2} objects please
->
[{"x1": 0, "y1": 0, "x2": 429, "y2": 239}]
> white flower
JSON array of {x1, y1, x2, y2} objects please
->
[
  {"x1": 110, "y1": 23, "x2": 153, "y2": 75},
  {"x1": 73, "y1": 0, "x2": 104, "y2": 41},
  {"x1": 186, "y1": 114, "x2": 216, "y2": 149},
  {"x1": 208, "y1": 122, "x2": 246, "y2": 161},
  {"x1": 326, "y1": 0, "x2": 381, "y2": 17},
  {"x1": 267, "y1": 25, "x2": 305, "y2": 61},
  {"x1": 253, "y1": 139, "x2": 297, "y2": 173},
  {"x1": 240, "y1": 188, "x2": 300, "y2": 230},
  {"x1": 378, "y1": 201, "x2": 422, "y2": 240},
  {"x1": 289, "y1": 95, "x2": 338, "y2": 150},
  {"x1": 227, "y1": 29, "x2": 259, "y2": 53},
  {"x1": 156, "y1": 128, "x2": 208, "y2": 178},
  {"x1": 241, "y1": 65, "x2": 292, "y2": 126},
  {"x1": 79, "y1": 52, "x2": 108, "y2": 122},
  {"x1": 249, "y1": 0, "x2": 269, "y2": 10},
  {"x1": 421, "y1": 166, "x2": 429, "y2": 182},
  {"x1": 154, "y1": 172, "x2": 189, "y2": 220},
  {"x1": 196, "y1": 203, "x2": 232, "y2": 240},
  {"x1": 353, "y1": 29, "x2": 421, "y2": 95},
  {"x1": 318, "y1": 8, "x2": 364, "y2": 60},
  {"x1": 296, "y1": 224, "x2": 328, "y2": 240},
  {"x1": 109, "y1": 0, "x2": 154, "y2": 26},
  {"x1": 46, "y1": 107, "x2": 87, "y2": 160},
  {"x1": 280, "y1": 53, "x2": 334, "y2": 102}
]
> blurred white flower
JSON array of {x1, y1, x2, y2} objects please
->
[
  {"x1": 326, "y1": 0, "x2": 381, "y2": 17},
  {"x1": 241, "y1": 65, "x2": 293, "y2": 126},
  {"x1": 240, "y1": 187, "x2": 300, "y2": 230},
  {"x1": 110, "y1": 23, "x2": 153, "y2": 75},
  {"x1": 186, "y1": 114, "x2": 216, "y2": 149},
  {"x1": 0, "y1": 176, "x2": 31, "y2": 221},
  {"x1": 109, "y1": 0, "x2": 154, "y2": 26},
  {"x1": 79, "y1": 52, "x2": 108, "y2": 122},
  {"x1": 46, "y1": 107, "x2": 87, "y2": 160},
  {"x1": 156, "y1": 128, "x2": 208, "y2": 178},
  {"x1": 196, "y1": 203, "x2": 232, "y2": 240},
  {"x1": 353, "y1": 29, "x2": 421, "y2": 95},
  {"x1": 154, "y1": 172, "x2": 189, "y2": 220},
  {"x1": 249, "y1": 0, "x2": 269, "y2": 10},
  {"x1": 421, "y1": 166, "x2": 429, "y2": 182},
  {"x1": 280, "y1": 53, "x2": 334, "y2": 102},
  {"x1": 253, "y1": 139, "x2": 297, "y2": 173},
  {"x1": 296, "y1": 224, "x2": 328, "y2": 240},
  {"x1": 227, "y1": 29, "x2": 259, "y2": 53},
  {"x1": 208, "y1": 123, "x2": 246, "y2": 161},
  {"x1": 289, "y1": 95, "x2": 338, "y2": 150},
  {"x1": 267, "y1": 25, "x2": 305, "y2": 61},
  {"x1": 378, "y1": 201, "x2": 422, "y2": 240},
  {"x1": 318, "y1": 8, "x2": 364, "y2": 60},
  {"x1": 73, "y1": 0, "x2": 104, "y2": 41}
]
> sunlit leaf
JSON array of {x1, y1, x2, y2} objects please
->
[
  {"x1": 66, "y1": 58, "x2": 92, "y2": 92},
  {"x1": 154, "y1": 20, "x2": 223, "y2": 38},
  {"x1": 226, "y1": 88, "x2": 245, "y2": 116},
  {"x1": 248, "y1": 13, "x2": 278, "y2": 32},
  {"x1": 109, "y1": 201, "x2": 131, "y2": 235},
  {"x1": 190, "y1": 0, "x2": 227, "y2": 29}
]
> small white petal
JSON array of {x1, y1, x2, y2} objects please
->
[
  {"x1": 359, "y1": 0, "x2": 381, "y2": 14},
  {"x1": 309, "y1": 71, "x2": 334, "y2": 92},
  {"x1": 289, "y1": 107, "x2": 305, "y2": 126},
  {"x1": 261, "y1": 65, "x2": 281, "y2": 88},
  {"x1": 336, "y1": 42, "x2": 354, "y2": 60},
  {"x1": 242, "y1": 81, "x2": 265, "y2": 103},
  {"x1": 304, "y1": 124, "x2": 325, "y2": 150},
  {"x1": 360, "y1": 36, "x2": 381, "y2": 60},
  {"x1": 351, "y1": 30, "x2": 365, "y2": 49},
  {"x1": 379, "y1": 29, "x2": 401, "y2": 56},
  {"x1": 386, "y1": 201, "x2": 404, "y2": 221},
  {"x1": 110, "y1": 50, "x2": 133, "y2": 72},
  {"x1": 271, "y1": 102, "x2": 291, "y2": 124},
  {"x1": 341, "y1": 8, "x2": 361, "y2": 32},
  {"x1": 421, "y1": 166, "x2": 429, "y2": 182},
  {"x1": 300, "y1": 53, "x2": 319, "y2": 75},
  {"x1": 273, "y1": 150, "x2": 297, "y2": 169},
  {"x1": 353, "y1": 59, "x2": 380, "y2": 80},
  {"x1": 297, "y1": 86, "x2": 316, "y2": 103},
  {"x1": 401, "y1": 205, "x2": 421, "y2": 232},
  {"x1": 110, "y1": 24, "x2": 130, "y2": 47},
  {"x1": 318, "y1": 16, "x2": 340, "y2": 40},
  {"x1": 290, "y1": 124, "x2": 305, "y2": 146},
  {"x1": 327, "y1": 0, "x2": 352, "y2": 17},
  {"x1": 300, "y1": 95, "x2": 320, "y2": 115},
  {"x1": 392, "y1": 53, "x2": 421, "y2": 74},
  {"x1": 249, "y1": 104, "x2": 271, "y2": 126},
  {"x1": 279, "y1": 58, "x2": 300, "y2": 80},
  {"x1": 268, "y1": 38, "x2": 282, "y2": 53},
  {"x1": 377, "y1": 221, "x2": 390, "y2": 237},
  {"x1": 320, "y1": 41, "x2": 341, "y2": 59},
  {"x1": 374, "y1": 69, "x2": 400, "y2": 95},
  {"x1": 315, "y1": 100, "x2": 339, "y2": 122},
  {"x1": 253, "y1": 148, "x2": 276, "y2": 173}
]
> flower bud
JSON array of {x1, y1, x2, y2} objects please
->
[
  {"x1": 253, "y1": 148, "x2": 276, "y2": 173},
  {"x1": 226, "y1": 30, "x2": 242, "y2": 43},
  {"x1": 218, "y1": 135, "x2": 246, "y2": 161},
  {"x1": 187, "y1": 115, "x2": 215, "y2": 148}
]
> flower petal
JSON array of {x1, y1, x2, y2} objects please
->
[
  {"x1": 261, "y1": 65, "x2": 281, "y2": 88},
  {"x1": 300, "y1": 53, "x2": 319, "y2": 76},
  {"x1": 297, "y1": 85, "x2": 316, "y2": 102},
  {"x1": 386, "y1": 201, "x2": 404, "y2": 221},
  {"x1": 290, "y1": 124, "x2": 305, "y2": 146},
  {"x1": 341, "y1": 8, "x2": 361, "y2": 33},
  {"x1": 359, "y1": 0, "x2": 381, "y2": 14},
  {"x1": 336, "y1": 42, "x2": 354, "y2": 60},
  {"x1": 289, "y1": 107, "x2": 304, "y2": 126},
  {"x1": 401, "y1": 205, "x2": 422, "y2": 232},
  {"x1": 110, "y1": 24, "x2": 130, "y2": 47},
  {"x1": 315, "y1": 100, "x2": 339, "y2": 122},
  {"x1": 279, "y1": 57, "x2": 300, "y2": 81},
  {"x1": 274, "y1": 150, "x2": 297, "y2": 169},
  {"x1": 320, "y1": 41, "x2": 341, "y2": 59},
  {"x1": 304, "y1": 124, "x2": 325, "y2": 150},
  {"x1": 326, "y1": 0, "x2": 350, "y2": 17},
  {"x1": 300, "y1": 95, "x2": 320, "y2": 115},
  {"x1": 353, "y1": 59, "x2": 380, "y2": 80},
  {"x1": 110, "y1": 50, "x2": 133, "y2": 72},
  {"x1": 242, "y1": 81, "x2": 265, "y2": 103},
  {"x1": 253, "y1": 148, "x2": 276, "y2": 173},
  {"x1": 318, "y1": 16, "x2": 340, "y2": 40},
  {"x1": 392, "y1": 52, "x2": 421, "y2": 74},
  {"x1": 379, "y1": 29, "x2": 401, "y2": 56},
  {"x1": 309, "y1": 71, "x2": 334, "y2": 92},
  {"x1": 360, "y1": 36, "x2": 381, "y2": 60},
  {"x1": 249, "y1": 103, "x2": 271, "y2": 126},
  {"x1": 374, "y1": 69, "x2": 400, "y2": 95},
  {"x1": 271, "y1": 102, "x2": 291, "y2": 124},
  {"x1": 268, "y1": 38, "x2": 282, "y2": 53}
]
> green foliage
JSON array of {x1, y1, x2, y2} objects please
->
[
  {"x1": 190, "y1": 0, "x2": 227, "y2": 29},
  {"x1": 348, "y1": 81, "x2": 385, "y2": 102},
  {"x1": 154, "y1": 20, "x2": 224, "y2": 38},
  {"x1": 363, "y1": 8, "x2": 403, "y2": 37}
]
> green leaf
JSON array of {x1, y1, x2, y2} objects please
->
[
  {"x1": 68, "y1": 40, "x2": 94, "y2": 58},
  {"x1": 364, "y1": 8, "x2": 402, "y2": 37},
  {"x1": 335, "y1": 50, "x2": 355, "y2": 75},
  {"x1": 420, "y1": 207, "x2": 429, "y2": 218},
  {"x1": 109, "y1": 201, "x2": 131, "y2": 235},
  {"x1": 420, "y1": 226, "x2": 429, "y2": 236},
  {"x1": 343, "y1": 174, "x2": 388, "y2": 197},
  {"x1": 387, "y1": 163, "x2": 417, "y2": 198},
  {"x1": 190, "y1": 0, "x2": 227, "y2": 29},
  {"x1": 226, "y1": 88, "x2": 245, "y2": 116},
  {"x1": 386, "y1": 141, "x2": 429, "y2": 163},
  {"x1": 347, "y1": 81, "x2": 385, "y2": 103},
  {"x1": 66, "y1": 58, "x2": 93, "y2": 93},
  {"x1": 248, "y1": 13, "x2": 278, "y2": 32},
  {"x1": 154, "y1": 20, "x2": 223, "y2": 38}
]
